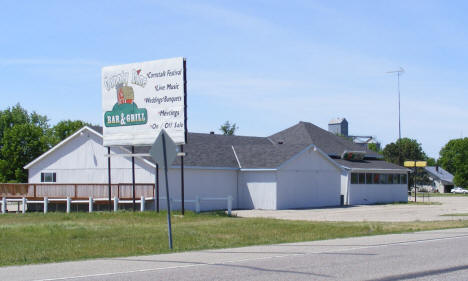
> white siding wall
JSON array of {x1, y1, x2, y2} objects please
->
[
  {"x1": 157, "y1": 168, "x2": 238, "y2": 211},
  {"x1": 28, "y1": 130, "x2": 154, "y2": 184},
  {"x1": 27, "y1": 127, "x2": 409, "y2": 211},
  {"x1": 238, "y1": 171, "x2": 277, "y2": 209},
  {"x1": 27, "y1": 128, "x2": 238, "y2": 211},
  {"x1": 340, "y1": 172, "x2": 349, "y2": 204},
  {"x1": 348, "y1": 180, "x2": 408, "y2": 205},
  {"x1": 276, "y1": 148, "x2": 341, "y2": 209}
]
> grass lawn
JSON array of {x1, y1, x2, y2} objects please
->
[
  {"x1": 2, "y1": 211, "x2": 468, "y2": 267},
  {"x1": 441, "y1": 213, "x2": 468, "y2": 216},
  {"x1": 408, "y1": 201, "x2": 442, "y2": 205},
  {"x1": 390, "y1": 201, "x2": 442, "y2": 205}
]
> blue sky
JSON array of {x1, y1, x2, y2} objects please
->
[{"x1": 1, "y1": 0, "x2": 467, "y2": 158}]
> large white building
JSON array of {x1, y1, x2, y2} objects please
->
[{"x1": 24, "y1": 121, "x2": 409, "y2": 210}]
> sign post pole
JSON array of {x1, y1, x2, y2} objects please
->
[
  {"x1": 132, "y1": 146, "x2": 136, "y2": 211},
  {"x1": 404, "y1": 161, "x2": 427, "y2": 203},
  {"x1": 414, "y1": 167, "x2": 417, "y2": 202},
  {"x1": 180, "y1": 145, "x2": 185, "y2": 215},
  {"x1": 156, "y1": 164, "x2": 159, "y2": 212},
  {"x1": 107, "y1": 147, "x2": 112, "y2": 211},
  {"x1": 162, "y1": 134, "x2": 173, "y2": 249},
  {"x1": 149, "y1": 130, "x2": 178, "y2": 250}
]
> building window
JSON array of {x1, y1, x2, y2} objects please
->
[
  {"x1": 401, "y1": 174, "x2": 407, "y2": 184},
  {"x1": 366, "y1": 173, "x2": 373, "y2": 184},
  {"x1": 351, "y1": 173, "x2": 358, "y2": 184},
  {"x1": 373, "y1": 174, "x2": 380, "y2": 184},
  {"x1": 379, "y1": 174, "x2": 387, "y2": 184},
  {"x1": 358, "y1": 173, "x2": 365, "y2": 184},
  {"x1": 394, "y1": 174, "x2": 400, "y2": 184},
  {"x1": 351, "y1": 173, "x2": 407, "y2": 185},
  {"x1": 41, "y1": 172, "x2": 56, "y2": 183},
  {"x1": 388, "y1": 174, "x2": 394, "y2": 184}
]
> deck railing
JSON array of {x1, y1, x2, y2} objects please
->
[{"x1": 0, "y1": 183, "x2": 155, "y2": 200}]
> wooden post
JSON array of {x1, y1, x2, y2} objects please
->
[
  {"x1": 195, "y1": 196, "x2": 200, "y2": 213},
  {"x1": 1, "y1": 197, "x2": 5, "y2": 214},
  {"x1": 44, "y1": 197, "x2": 48, "y2": 214},
  {"x1": 227, "y1": 196, "x2": 232, "y2": 216},
  {"x1": 66, "y1": 197, "x2": 71, "y2": 213},
  {"x1": 114, "y1": 197, "x2": 118, "y2": 212},
  {"x1": 74, "y1": 184, "x2": 77, "y2": 199},
  {"x1": 89, "y1": 196, "x2": 93, "y2": 213},
  {"x1": 22, "y1": 197, "x2": 26, "y2": 214},
  {"x1": 33, "y1": 184, "x2": 36, "y2": 198}
]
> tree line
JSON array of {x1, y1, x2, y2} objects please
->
[
  {"x1": 371, "y1": 137, "x2": 468, "y2": 188},
  {"x1": 0, "y1": 108, "x2": 466, "y2": 188},
  {"x1": 0, "y1": 104, "x2": 91, "y2": 182}
]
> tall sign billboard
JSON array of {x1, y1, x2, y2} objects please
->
[{"x1": 102, "y1": 57, "x2": 186, "y2": 146}]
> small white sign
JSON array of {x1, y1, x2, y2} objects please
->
[{"x1": 102, "y1": 57, "x2": 186, "y2": 146}]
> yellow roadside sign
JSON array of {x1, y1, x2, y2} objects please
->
[
  {"x1": 404, "y1": 161, "x2": 427, "y2": 167},
  {"x1": 416, "y1": 161, "x2": 427, "y2": 167}
]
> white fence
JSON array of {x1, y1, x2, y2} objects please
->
[{"x1": 0, "y1": 196, "x2": 233, "y2": 215}]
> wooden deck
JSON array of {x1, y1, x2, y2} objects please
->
[{"x1": 0, "y1": 183, "x2": 155, "y2": 200}]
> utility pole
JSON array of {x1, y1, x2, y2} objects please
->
[{"x1": 387, "y1": 67, "x2": 405, "y2": 164}]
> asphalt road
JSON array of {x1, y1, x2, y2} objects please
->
[{"x1": 3, "y1": 228, "x2": 468, "y2": 281}]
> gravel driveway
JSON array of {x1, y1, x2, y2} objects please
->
[{"x1": 232, "y1": 196, "x2": 468, "y2": 222}]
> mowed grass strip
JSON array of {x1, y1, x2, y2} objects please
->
[
  {"x1": 2, "y1": 211, "x2": 468, "y2": 266},
  {"x1": 441, "y1": 213, "x2": 468, "y2": 216}
]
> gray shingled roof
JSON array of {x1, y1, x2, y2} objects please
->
[
  {"x1": 425, "y1": 166, "x2": 454, "y2": 184},
  {"x1": 269, "y1": 121, "x2": 381, "y2": 158},
  {"x1": 88, "y1": 122, "x2": 397, "y2": 170},
  {"x1": 233, "y1": 143, "x2": 308, "y2": 168}
]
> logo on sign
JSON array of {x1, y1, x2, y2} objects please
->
[{"x1": 104, "y1": 81, "x2": 148, "y2": 127}]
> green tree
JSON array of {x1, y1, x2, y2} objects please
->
[
  {"x1": 0, "y1": 104, "x2": 93, "y2": 182},
  {"x1": 0, "y1": 104, "x2": 51, "y2": 182},
  {"x1": 219, "y1": 121, "x2": 238, "y2": 136},
  {"x1": 50, "y1": 120, "x2": 89, "y2": 146},
  {"x1": 0, "y1": 124, "x2": 49, "y2": 182},
  {"x1": 0, "y1": 104, "x2": 46, "y2": 141},
  {"x1": 368, "y1": 143, "x2": 382, "y2": 155},
  {"x1": 383, "y1": 138, "x2": 427, "y2": 166},
  {"x1": 438, "y1": 138, "x2": 468, "y2": 188},
  {"x1": 426, "y1": 157, "x2": 437, "y2": 167}
]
